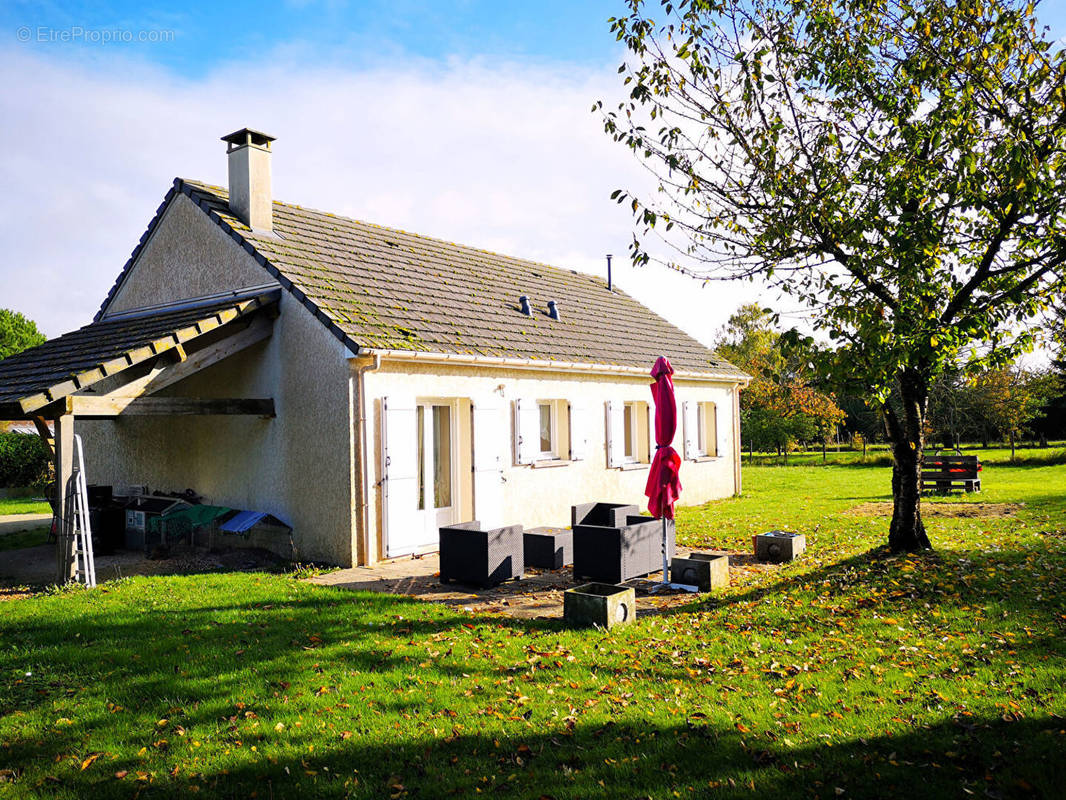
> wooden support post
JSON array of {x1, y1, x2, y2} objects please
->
[{"x1": 53, "y1": 414, "x2": 76, "y2": 585}]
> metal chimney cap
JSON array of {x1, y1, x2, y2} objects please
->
[
  {"x1": 518, "y1": 295, "x2": 532, "y2": 316},
  {"x1": 547, "y1": 300, "x2": 560, "y2": 321},
  {"x1": 221, "y1": 128, "x2": 276, "y2": 150}
]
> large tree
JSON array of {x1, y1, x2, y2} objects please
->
[
  {"x1": 602, "y1": 0, "x2": 1066, "y2": 551},
  {"x1": 0, "y1": 309, "x2": 46, "y2": 361}
]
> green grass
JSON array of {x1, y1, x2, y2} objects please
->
[
  {"x1": 0, "y1": 497, "x2": 50, "y2": 516},
  {"x1": 1, "y1": 464, "x2": 1064, "y2": 799},
  {"x1": 0, "y1": 525, "x2": 49, "y2": 552}
]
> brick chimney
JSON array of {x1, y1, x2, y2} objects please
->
[{"x1": 221, "y1": 128, "x2": 275, "y2": 232}]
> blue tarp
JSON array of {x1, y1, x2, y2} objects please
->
[{"x1": 220, "y1": 511, "x2": 270, "y2": 533}]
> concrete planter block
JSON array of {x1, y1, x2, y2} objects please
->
[
  {"x1": 670, "y1": 552, "x2": 729, "y2": 592},
  {"x1": 564, "y1": 583, "x2": 636, "y2": 629},
  {"x1": 439, "y1": 521, "x2": 524, "y2": 587},
  {"x1": 754, "y1": 530, "x2": 806, "y2": 563},
  {"x1": 523, "y1": 527, "x2": 573, "y2": 570}
]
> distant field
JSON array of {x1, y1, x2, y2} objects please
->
[{"x1": 741, "y1": 442, "x2": 1066, "y2": 467}]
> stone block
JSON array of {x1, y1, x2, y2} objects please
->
[
  {"x1": 670, "y1": 552, "x2": 729, "y2": 592},
  {"x1": 754, "y1": 530, "x2": 806, "y2": 563},
  {"x1": 564, "y1": 583, "x2": 636, "y2": 629}
]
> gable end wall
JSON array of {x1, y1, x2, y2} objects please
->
[{"x1": 79, "y1": 192, "x2": 356, "y2": 565}]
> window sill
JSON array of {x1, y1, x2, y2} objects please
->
[
  {"x1": 618, "y1": 462, "x2": 650, "y2": 471},
  {"x1": 532, "y1": 458, "x2": 571, "y2": 469},
  {"x1": 692, "y1": 456, "x2": 721, "y2": 463}
]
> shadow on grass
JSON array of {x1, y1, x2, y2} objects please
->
[{"x1": 3, "y1": 706, "x2": 1062, "y2": 798}]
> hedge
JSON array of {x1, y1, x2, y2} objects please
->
[{"x1": 0, "y1": 432, "x2": 50, "y2": 489}]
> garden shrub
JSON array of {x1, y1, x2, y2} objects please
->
[{"x1": 0, "y1": 432, "x2": 50, "y2": 490}]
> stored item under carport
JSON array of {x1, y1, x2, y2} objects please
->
[
  {"x1": 119, "y1": 495, "x2": 191, "y2": 552},
  {"x1": 213, "y1": 510, "x2": 295, "y2": 560}
]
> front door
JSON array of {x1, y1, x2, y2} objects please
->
[{"x1": 417, "y1": 401, "x2": 456, "y2": 539}]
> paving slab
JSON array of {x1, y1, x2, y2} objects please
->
[
  {"x1": 0, "y1": 513, "x2": 51, "y2": 536},
  {"x1": 308, "y1": 546, "x2": 765, "y2": 620}
]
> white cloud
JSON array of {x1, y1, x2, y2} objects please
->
[{"x1": 0, "y1": 47, "x2": 764, "y2": 351}]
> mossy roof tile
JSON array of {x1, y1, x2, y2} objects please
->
[{"x1": 108, "y1": 179, "x2": 746, "y2": 377}]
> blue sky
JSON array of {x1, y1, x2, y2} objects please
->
[
  {"x1": 5, "y1": 0, "x2": 1063, "y2": 78},
  {"x1": 3, "y1": 1, "x2": 625, "y2": 75}
]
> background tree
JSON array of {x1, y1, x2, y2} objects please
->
[
  {"x1": 1031, "y1": 298, "x2": 1066, "y2": 443},
  {"x1": 970, "y1": 366, "x2": 1057, "y2": 459},
  {"x1": 927, "y1": 368, "x2": 982, "y2": 450},
  {"x1": 603, "y1": 0, "x2": 1066, "y2": 551},
  {"x1": 715, "y1": 304, "x2": 846, "y2": 462},
  {"x1": 0, "y1": 309, "x2": 46, "y2": 361}
]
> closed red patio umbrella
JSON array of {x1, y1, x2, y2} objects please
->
[{"x1": 645, "y1": 356, "x2": 685, "y2": 587}]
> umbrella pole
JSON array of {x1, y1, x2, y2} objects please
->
[
  {"x1": 662, "y1": 516, "x2": 669, "y2": 583},
  {"x1": 656, "y1": 515, "x2": 698, "y2": 593}
]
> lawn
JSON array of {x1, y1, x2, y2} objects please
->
[
  {"x1": 0, "y1": 497, "x2": 50, "y2": 516},
  {"x1": 1, "y1": 463, "x2": 1063, "y2": 799},
  {"x1": 0, "y1": 526, "x2": 49, "y2": 553}
]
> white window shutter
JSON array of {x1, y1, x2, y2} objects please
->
[
  {"x1": 713, "y1": 402, "x2": 723, "y2": 458},
  {"x1": 682, "y1": 401, "x2": 697, "y2": 460},
  {"x1": 645, "y1": 403, "x2": 654, "y2": 463},
  {"x1": 472, "y1": 402, "x2": 504, "y2": 528},
  {"x1": 569, "y1": 404, "x2": 589, "y2": 461},
  {"x1": 514, "y1": 398, "x2": 539, "y2": 465},
  {"x1": 605, "y1": 400, "x2": 624, "y2": 468},
  {"x1": 381, "y1": 396, "x2": 419, "y2": 558}
]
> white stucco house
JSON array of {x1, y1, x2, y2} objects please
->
[{"x1": 0, "y1": 129, "x2": 748, "y2": 568}]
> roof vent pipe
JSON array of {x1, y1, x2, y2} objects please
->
[
  {"x1": 606, "y1": 254, "x2": 613, "y2": 292},
  {"x1": 518, "y1": 295, "x2": 532, "y2": 316},
  {"x1": 547, "y1": 300, "x2": 560, "y2": 321}
]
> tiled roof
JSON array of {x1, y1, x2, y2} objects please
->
[
  {"x1": 0, "y1": 290, "x2": 278, "y2": 417},
  {"x1": 104, "y1": 179, "x2": 746, "y2": 377}
]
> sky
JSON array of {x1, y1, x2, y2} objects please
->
[{"x1": 1, "y1": 1, "x2": 1065, "y2": 356}]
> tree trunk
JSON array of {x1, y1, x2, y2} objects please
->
[
  {"x1": 885, "y1": 370, "x2": 934, "y2": 553},
  {"x1": 822, "y1": 438, "x2": 827, "y2": 463},
  {"x1": 1009, "y1": 430, "x2": 1016, "y2": 461},
  {"x1": 863, "y1": 438, "x2": 867, "y2": 460}
]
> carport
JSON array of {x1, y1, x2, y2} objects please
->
[{"x1": 0, "y1": 288, "x2": 280, "y2": 583}]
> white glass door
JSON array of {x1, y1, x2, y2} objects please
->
[{"x1": 417, "y1": 402, "x2": 456, "y2": 539}]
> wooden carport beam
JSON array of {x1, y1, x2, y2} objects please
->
[
  {"x1": 99, "y1": 314, "x2": 275, "y2": 401},
  {"x1": 32, "y1": 417, "x2": 54, "y2": 459},
  {"x1": 67, "y1": 396, "x2": 276, "y2": 418}
]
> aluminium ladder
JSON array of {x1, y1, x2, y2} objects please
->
[{"x1": 62, "y1": 435, "x2": 96, "y2": 587}]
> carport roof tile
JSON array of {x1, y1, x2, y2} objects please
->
[{"x1": 0, "y1": 289, "x2": 279, "y2": 416}]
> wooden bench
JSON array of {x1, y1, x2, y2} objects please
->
[{"x1": 922, "y1": 453, "x2": 981, "y2": 494}]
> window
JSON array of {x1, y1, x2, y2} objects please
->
[
  {"x1": 623, "y1": 402, "x2": 636, "y2": 461},
  {"x1": 515, "y1": 398, "x2": 571, "y2": 464},
  {"x1": 538, "y1": 401, "x2": 556, "y2": 459},
  {"x1": 621, "y1": 401, "x2": 650, "y2": 464},
  {"x1": 694, "y1": 402, "x2": 718, "y2": 457}
]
